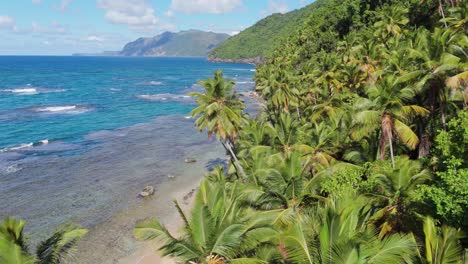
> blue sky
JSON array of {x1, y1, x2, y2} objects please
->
[{"x1": 0, "y1": 0, "x2": 313, "y2": 55}]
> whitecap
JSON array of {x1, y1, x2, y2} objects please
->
[
  {"x1": 236, "y1": 81, "x2": 255, "y2": 84},
  {"x1": 250, "y1": 69, "x2": 256, "y2": 72},
  {"x1": 33, "y1": 105, "x2": 91, "y2": 115},
  {"x1": 36, "y1": 105, "x2": 77, "y2": 112},
  {"x1": 1, "y1": 86, "x2": 65, "y2": 95},
  {"x1": 139, "y1": 81, "x2": 163, "y2": 86},
  {"x1": 3, "y1": 88, "x2": 38, "y2": 95},
  {"x1": 0, "y1": 143, "x2": 34, "y2": 153},
  {"x1": 137, "y1": 94, "x2": 192, "y2": 103}
]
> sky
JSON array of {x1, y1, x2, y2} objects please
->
[{"x1": 0, "y1": 0, "x2": 314, "y2": 55}]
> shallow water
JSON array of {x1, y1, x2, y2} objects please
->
[{"x1": 0, "y1": 56, "x2": 255, "y2": 248}]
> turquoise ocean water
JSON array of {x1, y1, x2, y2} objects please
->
[{"x1": 0, "y1": 56, "x2": 255, "y2": 240}]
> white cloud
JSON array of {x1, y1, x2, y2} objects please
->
[
  {"x1": 170, "y1": 0, "x2": 243, "y2": 14},
  {"x1": 97, "y1": 0, "x2": 157, "y2": 26},
  {"x1": 97, "y1": 0, "x2": 176, "y2": 32},
  {"x1": 52, "y1": 0, "x2": 73, "y2": 11},
  {"x1": 85, "y1": 35, "x2": 105, "y2": 42},
  {"x1": 32, "y1": 0, "x2": 42, "y2": 5},
  {"x1": 0, "y1": 16, "x2": 15, "y2": 30},
  {"x1": 263, "y1": 0, "x2": 289, "y2": 15}
]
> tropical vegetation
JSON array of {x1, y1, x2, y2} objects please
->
[
  {"x1": 209, "y1": 0, "x2": 330, "y2": 61},
  {"x1": 0, "y1": 218, "x2": 87, "y2": 263},
  {"x1": 135, "y1": 0, "x2": 467, "y2": 263}
]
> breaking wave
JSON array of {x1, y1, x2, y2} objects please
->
[{"x1": 136, "y1": 93, "x2": 193, "y2": 103}]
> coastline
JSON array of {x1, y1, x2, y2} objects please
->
[
  {"x1": 207, "y1": 56, "x2": 264, "y2": 65},
  {"x1": 73, "y1": 136, "x2": 226, "y2": 263}
]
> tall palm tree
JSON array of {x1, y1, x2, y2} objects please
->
[
  {"x1": 190, "y1": 70, "x2": 248, "y2": 179},
  {"x1": 0, "y1": 218, "x2": 87, "y2": 264},
  {"x1": 351, "y1": 75, "x2": 429, "y2": 168}
]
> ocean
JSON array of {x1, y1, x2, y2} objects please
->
[{"x1": 0, "y1": 56, "x2": 255, "y2": 247}]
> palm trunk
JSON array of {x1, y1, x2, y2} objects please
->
[
  {"x1": 221, "y1": 140, "x2": 247, "y2": 180},
  {"x1": 439, "y1": 0, "x2": 448, "y2": 28},
  {"x1": 441, "y1": 104, "x2": 447, "y2": 130},
  {"x1": 381, "y1": 113, "x2": 395, "y2": 168},
  {"x1": 388, "y1": 135, "x2": 395, "y2": 169}
]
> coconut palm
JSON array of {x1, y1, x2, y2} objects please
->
[
  {"x1": 190, "y1": 70, "x2": 248, "y2": 179},
  {"x1": 0, "y1": 218, "x2": 87, "y2": 264},
  {"x1": 402, "y1": 27, "x2": 466, "y2": 128},
  {"x1": 351, "y1": 75, "x2": 429, "y2": 168},
  {"x1": 418, "y1": 216, "x2": 465, "y2": 263},
  {"x1": 134, "y1": 177, "x2": 279, "y2": 263},
  {"x1": 367, "y1": 156, "x2": 432, "y2": 236},
  {"x1": 374, "y1": 5, "x2": 409, "y2": 44},
  {"x1": 279, "y1": 192, "x2": 417, "y2": 263}
]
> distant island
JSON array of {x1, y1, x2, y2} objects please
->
[{"x1": 73, "y1": 30, "x2": 230, "y2": 57}]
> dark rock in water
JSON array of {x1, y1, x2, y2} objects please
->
[
  {"x1": 139, "y1": 185, "x2": 155, "y2": 197},
  {"x1": 184, "y1": 157, "x2": 197, "y2": 163}
]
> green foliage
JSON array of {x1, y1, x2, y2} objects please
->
[
  {"x1": 417, "y1": 109, "x2": 468, "y2": 228},
  {"x1": 209, "y1": 0, "x2": 330, "y2": 60},
  {"x1": 137, "y1": 0, "x2": 468, "y2": 262},
  {"x1": 420, "y1": 216, "x2": 465, "y2": 264},
  {"x1": 134, "y1": 176, "x2": 280, "y2": 263},
  {"x1": 318, "y1": 163, "x2": 365, "y2": 195},
  {"x1": 0, "y1": 218, "x2": 87, "y2": 264}
]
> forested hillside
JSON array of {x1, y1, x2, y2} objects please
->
[
  {"x1": 209, "y1": 0, "x2": 328, "y2": 61},
  {"x1": 133, "y1": 0, "x2": 468, "y2": 262}
]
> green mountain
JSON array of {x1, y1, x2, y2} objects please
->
[
  {"x1": 120, "y1": 30, "x2": 230, "y2": 57},
  {"x1": 208, "y1": 0, "x2": 328, "y2": 62}
]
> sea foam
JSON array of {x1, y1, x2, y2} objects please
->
[
  {"x1": 136, "y1": 93, "x2": 192, "y2": 103},
  {"x1": 138, "y1": 81, "x2": 164, "y2": 86},
  {"x1": 34, "y1": 105, "x2": 91, "y2": 114},
  {"x1": 1, "y1": 85, "x2": 65, "y2": 95}
]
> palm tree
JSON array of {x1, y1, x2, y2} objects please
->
[
  {"x1": 0, "y1": 218, "x2": 87, "y2": 264},
  {"x1": 373, "y1": 5, "x2": 409, "y2": 45},
  {"x1": 351, "y1": 75, "x2": 429, "y2": 168},
  {"x1": 190, "y1": 70, "x2": 248, "y2": 179},
  {"x1": 279, "y1": 192, "x2": 417, "y2": 263},
  {"x1": 367, "y1": 156, "x2": 432, "y2": 236},
  {"x1": 402, "y1": 27, "x2": 466, "y2": 129},
  {"x1": 133, "y1": 177, "x2": 279, "y2": 263},
  {"x1": 418, "y1": 216, "x2": 465, "y2": 263}
]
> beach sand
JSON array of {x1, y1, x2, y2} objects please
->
[
  {"x1": 120, "y1": 183, "x2": 197, "y2": 264},
  {"x1": 119, "y1": 185, "x2": 197, "y2": 264}
]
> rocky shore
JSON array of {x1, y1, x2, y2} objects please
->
[{"x1": 207, "y1": 56, "x2": 264, "y2": 65}]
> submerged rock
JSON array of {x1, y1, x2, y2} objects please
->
[
  {"x1": 139, "y1": 185, "x2": 155, "y2": 197},
  {"x1": 184, "y1": 157, "x2": 197, "y2": 163}
]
